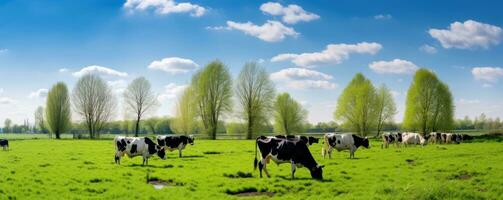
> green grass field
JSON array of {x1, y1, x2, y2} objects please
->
[{"x1": 1, "y1": 138, "x2": 502, "y2": 199}]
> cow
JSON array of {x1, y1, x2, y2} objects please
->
[
  {"x1": 273, "y1": 135, "x2": 320, "y2": 146},
  {"x1": 156, "y1": 135, "x2": 194, "y2": 158},
  {"x1": 428, "y1": 132, "x2": 440, "y2": 144},
  {"x1": 114, "y1": 136, "x2": 166, "y2": 165},
  {"x1": 254, "y1": 136, "x2": 324, "y2": 180},
  {"x1": 401, "y1": 132, "x2": 427, "y2": 147},
  {"x1": 381, "y1": 132, "x2": 402, "y2": 148},
  {"x1": 322, "y1": 133, "x2": 369, "y2": 159},
  {"x1": 0, "y1": 139, "x2": 8, "y2": 151},
  {"x1": 444, "y1": 133, "x2": 462, "y2": 144},
  {"x1": 461, "y1": 134, "x2": 473, "y2": 141}
]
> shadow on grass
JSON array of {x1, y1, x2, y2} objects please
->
[
  {"x1": 129, "y1": 163, "x2": 174, "y2": 168},
  {"x1": 276, "y1": 175, "x2": 333, "y2": 182}
]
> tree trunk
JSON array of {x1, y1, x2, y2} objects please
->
[
  {"x1": 211, "y1": 125, "x2": 217, "y2": 140},
  {"x1": 56, "y1": 130, "x2": 60, "y2": 139},
  {"x1": 135, "y1": 115, "x2": 141, "y2": 137}
]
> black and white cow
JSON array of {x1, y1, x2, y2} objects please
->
[
  {"x1": 381, "y1": 132, "x2": 402, "y2": 148},
  {"x1": 114, "y1": 136, "x2": 166, "y2": 165},
  {"x1": 254, "y1": 136, "x2": 324, "y2": 180},
  {"x1": 401, "y1": 132, "x2": 428, "y2": 146},
  {"x1": 274, "y1": 135, "x2": 319, "y2": 146},
  {"x1": 322, "y1": 133, "x2": 369, "y2": 159},
  {"x1": 444, "y1": 133, "x2": 462, "y2": 144},
  {"x1": 428, "y1": 132, "x2": 443, "y2": 144},
  {"x1": 156, "y1": 135, "x2": 194, "y2": 158},
  {"x1": 0, "y1": 139, "x2": 8, "y2": 151}
]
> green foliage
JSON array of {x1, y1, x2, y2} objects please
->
[
  {"x1": 375, "y1": 84, "x2": 397, "y2": 136},
  {"x1": 273, "y1": 93, "x2": 307, "y2": 135},
  {"x1": 335, "y1": 73, "x2": 378, "y2": 136},
  {"x1": 172, "y1": 87, "x2": 198, "y2": 135},
  {"x1": 225, "y1": 122, "x2": 246, "y2": 135},
  {"x1": 191, "y1": 60, "x2": 233, "y2": 139},
  {"x1": 45, "y1": 82, "x2": 71, "y2": 139},
  {"x1": 403, "y1": 69, "x2": 454, "y2": 134},
  {"x1": 235, "y1": 62, "x2": 275, "y2": 139},
  {"x1": 3, "y1": 118, "x2": 12, "y2": 133},
  {"x1": 123, "y1": 77, "x2": 159, "y2": 136}
]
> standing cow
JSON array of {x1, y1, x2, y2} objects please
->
[
  {"x1": 156, "y1": 135, "x2": 194, "y2": 158},
  {"x1": 254, "y1": 136, "x2": 324, "y2": 180},
  {"x1": 0, "y1": 139, "x2": 8, "y2": 151},
  {"x1": 114, "y1": 136, "x2": 166, "y2": 165},
  {"x1": 401, "y1": 132, "x2": 427, "y2": 147},
  {"x1": 428, "y1": 132, "x2": 443, "y2": 144},
  {"x1": 381, "y1": 132, "x2": 402, "y2": 148},
  {"x1": 322, "y1": 133, "x2": 369, "y2": 159}
]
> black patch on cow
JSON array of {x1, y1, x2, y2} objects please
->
[
  {"x1": 144, "y1": 137, "x2": 158, "y2": 155},
  {"x1": 157, "y1": 138, "x2": 165, "y2": 146},
  {"x1": 161, "y1": 135, "x2": 190, "y2": 149},
  {"x1": 352, "y1": 134, "x2": 369, "y2": 148},
  {"x1": 308, "y1": 136, "x2": 319, "y2": 145},
  {"x1": 397, "y1": 133, "x2": 403, "y2": 142},
  {"x1": 0, "y1": 139, "x2": 8, "y2": 147},
  {"x1": 116, "y1": 139, "x2": 126, "y2": 152},
  {"x1": 130, "y1": 144, "x2": 137, "y2": 154},
  {"x1": 337, "y1": 140, "x2": 340, "y2": 144}
]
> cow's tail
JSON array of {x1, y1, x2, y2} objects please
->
[{"x1": 253, "y1": 138, "x2": 258, "y2": 171}]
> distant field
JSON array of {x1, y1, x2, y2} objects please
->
[{"x1": 1, "y1": 138, "x2": 502, "y2": 199}]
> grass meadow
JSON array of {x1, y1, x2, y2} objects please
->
[{"x1": 0, "y1": 137, "x2": 502, "y2": 199}]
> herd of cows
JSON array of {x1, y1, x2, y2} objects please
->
[{"x1": 0, "y1": 131, "x2": 472, "y2": 181}]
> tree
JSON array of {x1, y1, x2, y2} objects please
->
[
  {"x1": 45, "y1": 82, "x2": 72, "y2": 139},
  {"x1": 72, "y1": 74, "x2": 116, "y2": 139},
  {"x1": 375, "y1": 84, "x2": 397, "y2": 136},
  {"x1": 123, "y1": 77, "x2": 159, "y2": 137},
  {"x1": 402, "y1": 68, "x2": 454, "y2": 134},
  {"x1": 172, "y1": 86, "x2": 198, "y2": 135},
  {"x1": 144, "y1": 117, "x2": 160, "y2": 135},
  {"x1": 273, "y1": 93, "x2": 307, "y2": 135},
  {"x1": 191, "y1": 60, "x2": 233, "y2": 139},
  {"x1": 3, "y1": 118, "x2": 12, "y2": 133},
  {"x1": 235, "y1": 62, "x2": 275, "y2": 139},
  {"x1": 334, "y1": 73, "x2": 378, "y2": 136},
  {"x1": 34, "y1": 106, "x2": 47, "y2": 134}
]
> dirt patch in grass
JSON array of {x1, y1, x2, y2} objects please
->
[
  {"x1": 147, "y1": 177, "x2": 184, "y2": 189},
  {"x1": 448, "y1": 170, "x2": 483, "y2": 180},
  {"x1": 203, "y1": 151, "x2": 222, "y2": 155},
  {"x1": 223, "y1": 171, "x2": 253, "y2": 178},
  {"x1": 225, "y1": 187, "x2": 274, "y2": 197},
  {"x1": 405, "y1": 159, "x2": 416, "y2": 166}
]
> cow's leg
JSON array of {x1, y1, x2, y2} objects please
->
[
  {"x1": 321, "y1": 147, "x2": 326, "y2": 158},
  {"x1": 258, "y1": 159, "x2": 264, "y2": 178},
  {"x1": 328, "y1": 148, "x2": 333, "y2": 159},
  {"x1": 179, "y1": 149, "x2": 182, "y2": 158},
  {"x1": 290, "y1": 160, "x2": 296, "y2": 180},
  {"x1": 262, "y1": 159, "x2": 270, "y2": 178}
]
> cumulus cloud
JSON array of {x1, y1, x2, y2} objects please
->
[
  {"x1": 374, "y1": 14, "x2": 392, "y2": 20},
  {"x1": 260, "y1": 2, "x2": 319, "y2": 24},
  {"x1": 369, "y1": 59, "x2": 419, "y2": 74},
  {"x1": 0, "y1": 97, "x2": 15, "y2": 105},
  {"x1": 419, "y1": 44, "x2": 437, "y2": 54},
  {"x1": 270, "y1": 68, "x2": 337, "y2": 90},
  {"x1": 72, "y1": 65, "x2": 128, "y2": 77},
  {"x1": 158, "y1": 83, "x2": 188, "y2": 101},
  {"x1": 28, "y1": 88, "x2": 48, "y2": 99},
  {"x1": 226, "y1": 20, "x2": 298, "y2": 42},
  {"x1": 271, "y1": 42, "x2": 382, "y2": 67},
  {"x1": 429, "y1": 20, "x2": 502, "y2": 49},
  {"x1": 58, "y1": 68, "x2": 69, "y2": 73},
  {"x1": 124, "y1": 0, "x2": 206, "y2": 17},
  {"x1": 471, "y1": 67, "x2": 503, "y2": 82},
  {"x1": 148, "y1": 57, "x2": 199, "y2": 74}
]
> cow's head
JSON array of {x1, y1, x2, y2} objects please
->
[
  {"x1": 362, "y1": 137, "x2": 370, "y2": 148},
  {"x1": 156, "y1": 145, "x2": 166, "y2": 160},
  {"x1": 188, "y1": 135, "x2": 195, "y2": 145},
  {"x1": 310, "y1": 165, "x2": 324, "y2": 180},
  {"x1": 308, "y1": 137, "x2": 319, "y2": 145},
  {"x1": 397, "y1": 133, "x2": 403, "y2": 142}
]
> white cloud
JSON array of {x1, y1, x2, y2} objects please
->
[
  {"x1": 457, "y1": 98, "x2": 481, "y2": 105},
  {"x1": 374, "y1": 14, "x2": 392, "y2": 20},
  {"x1": 58, "y1": 68, "x2": 69, "y2": 73},
  {"x1": 124, "y1": 0, "x2": 206, "y2": 17},
  {"x1": 0, "y1": 97, "x2": 15, "y2": 105},
  {"x1": 272, "y1": 42, "x2": 382, "y2": 67},
  {"x1": 390, "y1": 90, "x2": 401, "y2": 98},
  {"x1": 369, "y1": 59, "x2": 419, "y2": 74},
  {"x1": 28, "y1": 88, "x2": 48, "y2": 99},
  {"x1": 471, "y1": 67, "x2": 503, "y2": 82},
  {"x1": 270, "y1": 68, "x2": 336, "y2": 90},
  {"x1": 419, "y1": 44, "x2": 437, "y2": 54},
  {"x1": 148, "y1": 57, "x2": 199, "y2": 74},
  {"x1": 429, "y1": 20, "x2": 502, "y2": 49},
  {"x1": 270, "y1": 67, "x2": 332, "y2": 81},
  {"x1": 226, "y1": 20, "x2": 298, "y2": 42},
  {"x1": 107, "y1": 80, "x2": 128, "y2": 94},
  {"x1": 72, "y1": 65, "x2": 128, "y2": 77},
  {"x1": 205, "y1": 26, "x2": 230, "y2": 31},
  {"x1": 260, "y1": 2, "x2": 319, "y2": 24},
  {"x1": 257, "y1": 58, "x2": 265, "y2": 64},
  {"x1": 158, "y1": 83, "x2": 188, "y2": 101},
  {"x1": 0, "y1": 88, "x2": 3, "y2": 95}
]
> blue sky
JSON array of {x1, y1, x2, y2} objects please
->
[{"x1": 1, "y1": 0, "x2": 502, "y2": 125}]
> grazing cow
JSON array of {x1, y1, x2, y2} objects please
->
[
  {"x1": 0, "y1": 139, "x2": 8, "y2": 151},
  {"x1": 381, "y1": 132, "x2": 402, "y2": 148},
  {"x1": 274, "y1": 135, "x2": 320, "y2": 146},
  {"x1": 156, "y1": 135, "x2": 194, "y2": 158},
  {"x1": 462, "y1": 134, "x2": 473, "y2": 141},
  {"x1": 322, "y1": 133, "x2": 369, "y2": 159},
  {"x1": 401, "y1": 132, "x2": 427, "y2": 146},
  {"x1": 114, "y1": 136, "x2": 166, "y2": 165},
  {"x1": 254, "y1": 136, "x2": 324, "y2": 180},
  {"x1": 444, "y1": 133, "x2": 462, "y2": 144}
]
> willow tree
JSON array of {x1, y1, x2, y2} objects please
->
[
  {"x1": 273, "y1": 93, "x2": 307, "y2": 135},
  {"x1": 34, "y1": 106, "x2": 46, "y2": 133},
  {"x1": 192, "y1": 60, "x2": 232, "y2": 139},
  {"x1": 123, "y1": 77, "x2": 159, "y2": 136},
  {"x1": 375, "y1": 84, "x2": 397, "y2": 136},
  {"x1": 403, "y1": 68, "x2": 454, "y2": 135},
  {"x1": 334, "y1": 73, "x2": 378, "y2": 136},
  {"x1": 72, "y1": 74, "x2": 116, "y2": 139},
  {"x1": 172, "y1": 86, "x2": 198, "y2": 135},
  {"x1": 235, "y1": 62, "x2": 275, "y2": 139},
  {"x1": 45, "y1": 82, "x2": 71, "y2": 139}
]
